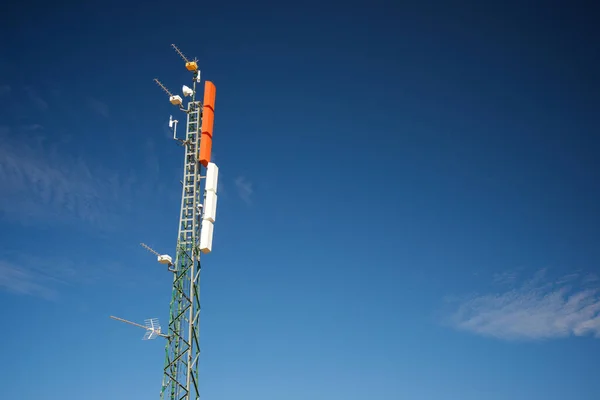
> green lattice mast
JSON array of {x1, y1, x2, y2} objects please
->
[{"x1": 111, "y1": 44, "x2": 219, "y2": 400}]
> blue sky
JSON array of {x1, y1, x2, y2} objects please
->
[{"x1": 1, "y1": 1, "x2": 599, "y2": 399}]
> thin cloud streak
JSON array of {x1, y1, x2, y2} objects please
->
[
  {"x1": 445, "y1": 270, "x2": 600, "y2": 341},
  {"x1": 0, "y1": 130, "x2": 139, "y2": 229},
  {"x1": 492, "y1": 271, "x2": 518, "y2": 285},
  {"x1": 87, "y1": 97, "x2": 110, "y2": 118},
  {"x1": 20, "y1": 124, "x2": 44, "y2": 131},
  {"x1": 234, "y1": 176, "x2": 253, "y2": 204},
  {"x1": 0, "y1": 254, "x2": 126, "y2": 300},
  {"x1": 0, "y1": 259, "x2": 59, "y2": 300},
  {"x1": 25, "y1": 86, "x2": 48, "y2": 111}
]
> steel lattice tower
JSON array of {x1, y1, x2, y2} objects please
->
[
  {"x1": 111, "y1": 44, "x2": 218, "y2": 400},
  {"x1": 158, "y1": 45, "x2": 217, "y2": 400},
  {"x1": 161, "y1": 84, "x2": 203, "y2": 400}
]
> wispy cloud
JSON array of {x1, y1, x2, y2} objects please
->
[
  {"x1": 20, "y1": 123, "x2": 44, "y2": 132},
  {"x1": 144, "y1": 138, "x2": 160, "y2": 174},
  {"x1": 24, "y1": 86, "x2": 48, "y2": 111},
  {"x1": 0, "y1": 254, "x2": 125, "y2": 300},
  {"x1": 0, "y1": 129, "x2": 137, "y2": 228},
  {"x1": 234, "y1": 176, "x2": 253, "y2": 204},
  {"x1": 0, "y1": 259, "x2": 60, "y2": 300},
  {"x1": 86, "y1": 97, "x2": 110, "y2": 118},
  {"x1": 445, "y1": 270, "x2": 600, "y2": 341},
  {"x1": 492, "y1": 271, "x2": 518, "y2": 285}
]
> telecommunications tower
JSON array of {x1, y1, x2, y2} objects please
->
[{"x1": 111, "y1": 44, "x2": 220, "y2": 400}]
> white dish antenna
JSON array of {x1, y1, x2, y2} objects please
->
[{"x1": 182, "y1": 85, "x2": 194, "y2": 97}]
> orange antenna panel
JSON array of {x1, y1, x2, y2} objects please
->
[
  {"x1": 199, "y1": 81, "x2": 216, "y2": 167},
  {"x1": 203, "y1": 81, "x2": 216, "y2": 111}
]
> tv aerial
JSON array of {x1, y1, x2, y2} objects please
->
[{"x1": 110, "y1": 315, "x2": 169, "y2": 340}]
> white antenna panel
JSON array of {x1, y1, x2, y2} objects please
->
[
  {"x1": 200, "y1": 220, "x2": 214, "y2": 254},
  {"x1": 205, "y1": 163, "x2": 219, "y2": 193},
  {"x1": 203, "y1": 192, "x2": 217, "y2": 223}
]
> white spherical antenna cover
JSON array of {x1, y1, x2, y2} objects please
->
[{"x1": 182, "y1": 85, "x2": 194, "y2": 97}]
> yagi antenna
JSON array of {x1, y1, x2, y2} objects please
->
[
  {"x1": 141, "y1": 242, "x2": 176, "y2": 272},
  {"x1": 110, "y1": 315, "x2": 169, "y2": 340},
  {"x1": 154, "y1": 78, "x2": 183, "y2": 107},
  {"x1": 171, "y1": 44, "x2": 190, "y2": 63},
  {"x1": 171, "y1": 43, "x2": 199, "y2": 73},
  {"x1": 153, "y1": 78, "x2": 173, "y2": 96},
  {"x1": 140, "y1": 242, "x2": 161, "y2": 257}
]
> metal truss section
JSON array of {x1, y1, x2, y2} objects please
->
[{"x1": 160, "y1": 97, "x2": 203, "y2": 400}]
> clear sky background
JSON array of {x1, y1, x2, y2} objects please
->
[{"x1": 1, "y1": 1, "x2": 599, "y2": 399}]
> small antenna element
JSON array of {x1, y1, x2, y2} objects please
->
[
  {"x1": 143, "y1": 318, "x2": 162, "y2": 340},
  {"x1": 140, "y1": 242, "x2": 161, "y2": 257},
  {"x1": 169, "y1": 115, "x2": 182, "y2": 142},
  {"x1": 153, "y1": 78, "x2": 173, "y2": 96}
]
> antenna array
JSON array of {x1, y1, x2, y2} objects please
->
[{"x1": 111, "y1": 44, "x2": 220, "y2": 400}]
